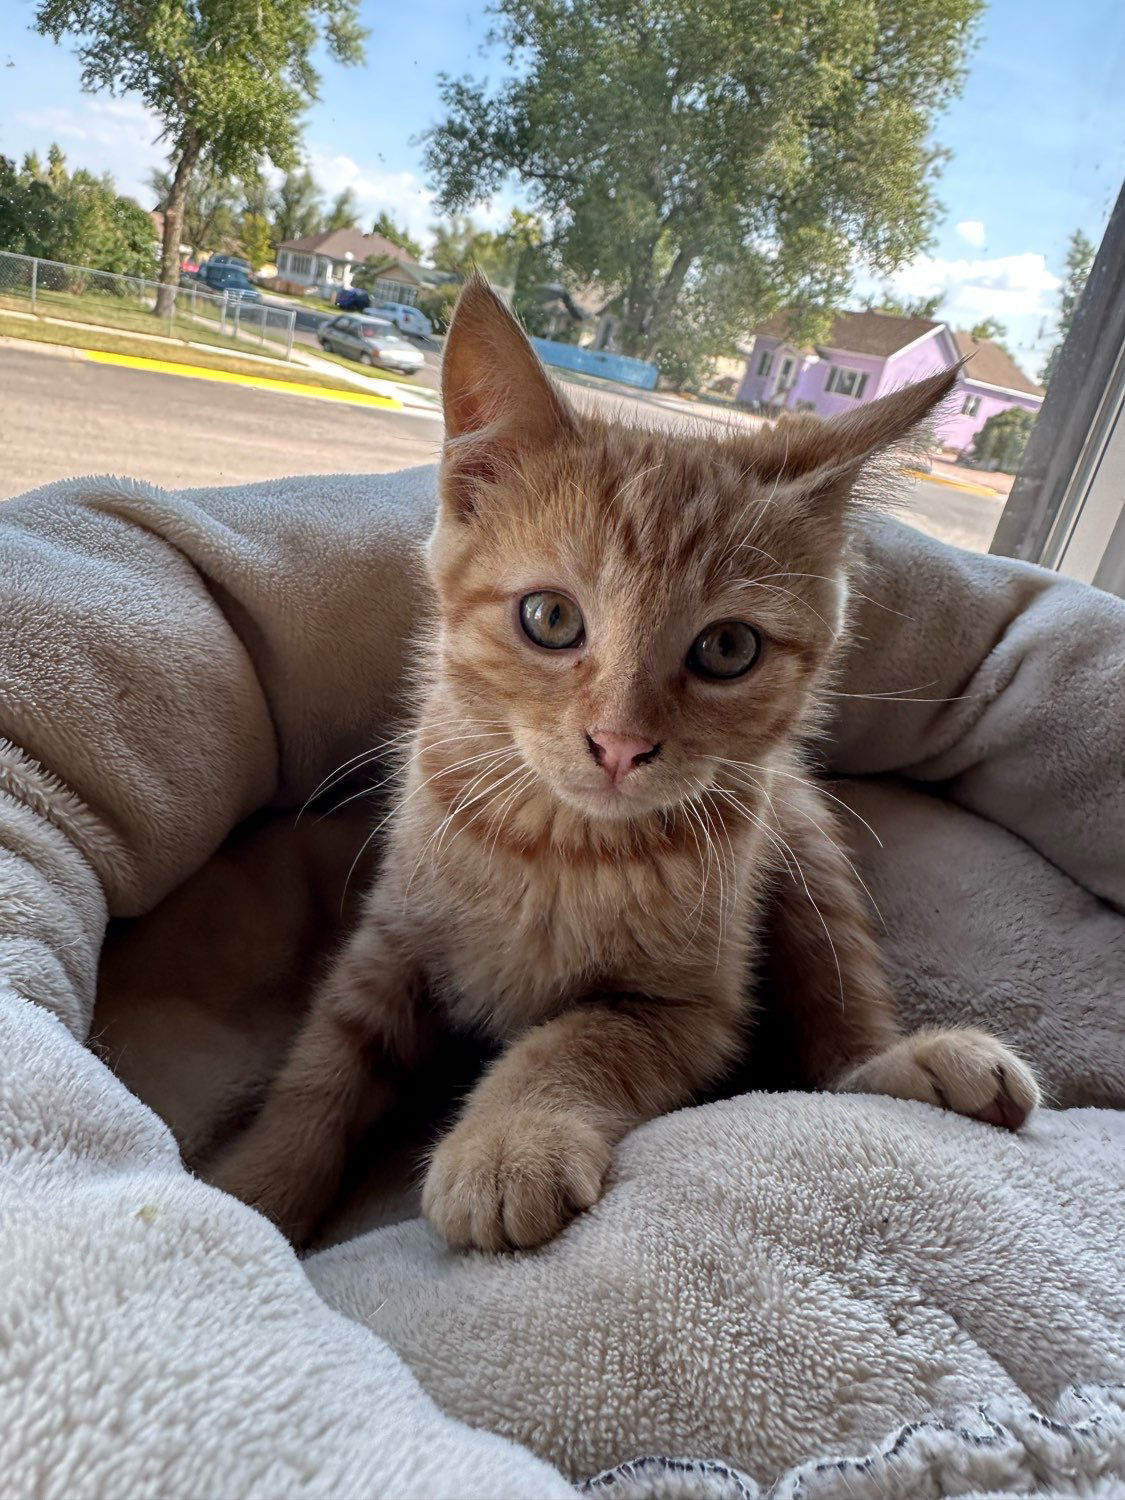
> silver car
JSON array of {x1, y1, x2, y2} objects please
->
[{"x1": 318, "y1": 315, "x2": 425, "y2": 374}]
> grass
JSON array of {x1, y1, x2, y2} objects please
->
[
  {"x1": 0, "y1": 287, "x2": 293, "y2": 360},
  {"x1": 0, "y1": 312, "x2": 375, "y2": 395}
]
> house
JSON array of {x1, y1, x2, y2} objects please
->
[
  {"x1": 274, "y1": 229, "x2": 428, "y2": 305},
  {"x1": 532, "y1": 282, "x2": 593, "y2": 340},
  {"x1": 737, "y1": 309, "x2": 1043, "y2": 455}
]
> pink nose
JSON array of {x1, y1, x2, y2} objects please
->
[{"x1": 587, "y1": 730, "x2": 660, "y2": 784}]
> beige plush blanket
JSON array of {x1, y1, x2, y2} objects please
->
[{"x1": 0, "y1": 467, "x2": 1122, "y2": 1499}]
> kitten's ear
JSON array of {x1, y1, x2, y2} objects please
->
[
  {"x1": 440, "y1": 273, "x2": 577, "y2": 518},
  {"x1": 755, "y1": 365, "x2": 960, "y2": 505}
]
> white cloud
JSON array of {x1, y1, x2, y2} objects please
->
[
  {"x1": 16, "y1": 98, "x2": 166, "y2": 203},
  {"x1": 304, "y1": 146, "x2": 436, "y2": 246},
  {"x1": 955, "y1": 219, "x2": 987, "y2": 248},
  {"x1": 856, "y1": 249, "x2": 1061, "y2": 369},
  {"x1": 303, "y1": 145, "x2": 527, "y2": 252},
  {"x1": 885, "y1": 250, "x2": 1059, "y2": 322}
]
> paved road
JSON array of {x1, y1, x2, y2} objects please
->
[
  {"x1": 0, "y1": 340, "x2": 1004, "y2": 550},
  {"x1": 0, "y1": 342, "x2": 442, "y2": 498}
]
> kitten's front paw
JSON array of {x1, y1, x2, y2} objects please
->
[
  {"x1": 422, "y1": 1107, "x2": 611, "y2": 1252},
  {"x1": 838, "y1": 1027, "x2": 1040, "y2": 1131}
]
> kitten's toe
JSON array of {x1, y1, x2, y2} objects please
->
[
  {"x1": 837, "y1": 1028, "x2": 1040, "y2": 1132},
  {"x1": 423, "y1": 1107, "x2": 610, "y2": 1252}
]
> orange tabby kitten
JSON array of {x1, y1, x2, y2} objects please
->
[{"x1": 209, "y1": 276, "x2": 1039, "y2": 1250}]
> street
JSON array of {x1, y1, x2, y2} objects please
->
[{"x1": 0, "y1": 341, "x2": 1004, "y2": 550}]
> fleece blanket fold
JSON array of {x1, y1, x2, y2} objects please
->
[{"x1": 0, "y1": 467, "x2": 1122, "y2": 1500}]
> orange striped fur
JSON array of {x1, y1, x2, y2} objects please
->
[{"x1": 208, "y1": 277, "x2": 1038, "y2": 1250}]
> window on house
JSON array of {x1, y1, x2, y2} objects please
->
[
  {"x1": 826, "y1": 366, "x2": 869, "y2": 399},
  {"x1": 779, "y1": 357, "x2": 795, "y2": 387},
  {"x1": 287, "y1": 253, "x2": 312, "y2": 276},
  {"x1": 757, "y1": 351, "x2": 773, "y2": 377},
  {"x1": 963, "y1": 395, "x2": 982, "y2": 417}
]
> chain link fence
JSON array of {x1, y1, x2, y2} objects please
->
[{"x1": 0, "y1": 250, "x2": 296, "y2": 360}]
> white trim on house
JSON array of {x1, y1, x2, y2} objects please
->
[
  {"x1": 959, "y1": 375, "x2": 1044, "y2": 401},
  {"x1": 883, "y1": 324, "x2": 950, "y2": 362}
]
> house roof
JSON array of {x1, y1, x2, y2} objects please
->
[
  {"x1": 277, "y1": 228, "x2": 411, "y2": 263},
  {"x1": 754, "y1": 308, "x2": 942, "y2": 359},
  {"x1": 953, "y1": 331, "x2": 1043, "y2": 396}
]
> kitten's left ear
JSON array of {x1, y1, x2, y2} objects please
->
[
  {"x1": 755, "y1": 364, "x2": 961, "y2": 502},
  {"x1": 440, "y1": 273, "x2": 577, "y2": 518}
]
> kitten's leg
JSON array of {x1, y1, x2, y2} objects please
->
[
  {"x1": 768, "y1": 777, "x2": 1039, "y2": 1128},
  {"x1": 423, "y1": 992, "x2": 741, "y2": 1252},
  {"x1": 206, "y1": 916, "x2": 428, "y2": 1244}
]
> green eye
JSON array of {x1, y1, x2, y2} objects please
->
[
  {"x1": 519, "y1": 591, "x2": 585, "y2": 650},
  {"x1": 687, "y1": 620, "x2": 761, "y2": 680}
]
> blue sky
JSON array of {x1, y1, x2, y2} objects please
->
[{"x1": 3, "y1": 0, "x2": 1123, "y2": 371}]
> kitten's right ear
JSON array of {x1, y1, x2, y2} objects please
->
[{"x1": 440, "y1": 273, "x2": 577, "y2": 518}]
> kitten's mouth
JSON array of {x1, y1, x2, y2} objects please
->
[{"x1": 557, "y1": 770, "x2": 676, "y2": 822}]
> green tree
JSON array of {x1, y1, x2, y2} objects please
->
[
  {"x1": 240, "y1": 212, "x2": 275, "y2": 270},
  {"x1": 372, "y1": 211, "x2": 422, "y2": 259},
  {"x1": 324, "y1": 186, "x2": 360, "y2": 230},
  {"x1": 46, "y1": 142, "x2": 68, "y2": 189},
  {"x1": 148, "y1": 164, "x2": 240, "y2": 256},
  {"x1": 969, "y1": 316, "x2": 1007, "y2": 345},
  {"x1": 1041, "y1": 228, "x2": 1096, "y2": 385},
  {"x1": 416, "y1": 278, "x2": 461, "y2": 333},
  {"x1": 425, "y1": 0, "x2": 981, "y2": 370},
  {"x1": 0, "y1": 147, "x2": 154, "y2": 276},
  {"x1": 34, "y1": 0, "x2": 365, "y2": 312},
  {"x1": 429, "y1": 215, "x2": 503, "y2": 279},
  {"x1": 239, "y1": 170, "x2": 273, "y2": 223},
  {"x1": 865, "y1": 291, "x2": 944, "y2": 319},
  {"x1": 429, "y1": 210, "x2": 553, "y2": 326},
  {"x1": 970, "y1": 406, "x2": 1034, "y2": 473},
  {"x1": 271, "y1": 166, "x2": 324, "y2": 244}
]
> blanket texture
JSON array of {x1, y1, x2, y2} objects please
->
[{"x1": 0, "y1": 466, "x2": 1122, "y2": 1500}]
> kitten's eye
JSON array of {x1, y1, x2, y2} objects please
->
[
  {"x1": 519, "y1": 591, "x2": 585, "y2": 650},
  {"x1": 687, "y1": 620, "x2": 761, "y2": 680}
]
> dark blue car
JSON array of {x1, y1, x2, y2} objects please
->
[{"x1": 335, "y1": 287, "x2": 372, "y2": 312}]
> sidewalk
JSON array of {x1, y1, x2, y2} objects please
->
[{"x1": 288, "y1": 344, "x2": 441, "y2": 416}]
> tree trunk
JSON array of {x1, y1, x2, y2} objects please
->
[
  {"x1": 155, "y1": 140, "x2": 200, "y2": 318},
  {"x1": 641, "y1": 246, "x2": 694, "y2": 361}
]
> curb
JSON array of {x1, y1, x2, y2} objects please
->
[
  {"x1": 83, "y1": 349, "x2": 404, "y2": 409},
  {"x1": 903, "y1": 466, "x2": 1005, "y2": 499}
]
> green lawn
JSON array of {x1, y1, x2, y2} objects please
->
[
  {"x1": 0, "y1": 285, "x2": 293, "y2": 359},
  {"x1": 0, "y1": 313, "x2": 371, "y2": 395}
]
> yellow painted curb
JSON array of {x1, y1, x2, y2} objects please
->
[
  {"x1": 85, "y1": 348, "x2": 403, "y2": 410},
  {"x1": 903, "y1": 467, "x2": 1002, "y2": 499}
]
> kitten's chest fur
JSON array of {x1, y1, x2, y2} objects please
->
[{"x1": 388, "y1": 803, "x2": 763, "y2": 1042}]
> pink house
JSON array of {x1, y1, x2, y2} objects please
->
[{"x1": 737, "y1": 310, "x2": 1043, "y2": 455}]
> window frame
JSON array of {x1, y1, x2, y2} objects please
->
[
  {"x1": 826, "y1": 365, "x2": 869, "y2": 399},
  {"x1": 757, "y1": 349, "x2": 773, "y2": 377},
  {"x1": 991, "y1": 179, "x2": 1125, "y2": 595}
]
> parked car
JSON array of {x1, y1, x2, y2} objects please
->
[
  {"x1": 199, "y1": 263, "x2": 263, "y2": 302},
  {"x1": 374, "y1": 301, "x2": 433, "y2": 338},
  {"x1": 318, "y1": 315, "x2": 425, "y2": 374},
  {"x1": 204, "y1": 253, "x2": 252, "y2": 273},
  {"x1": 335, "y1": 287, "x2": 372, "y2": 312}
]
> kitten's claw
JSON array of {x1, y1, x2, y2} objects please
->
[
  {"x1": 837, "y1": 1027, "x2": 1040, "y2": 1131},
  {"x1": 423, "y1": 1107, "x2": 611, "y2": 1252}
]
